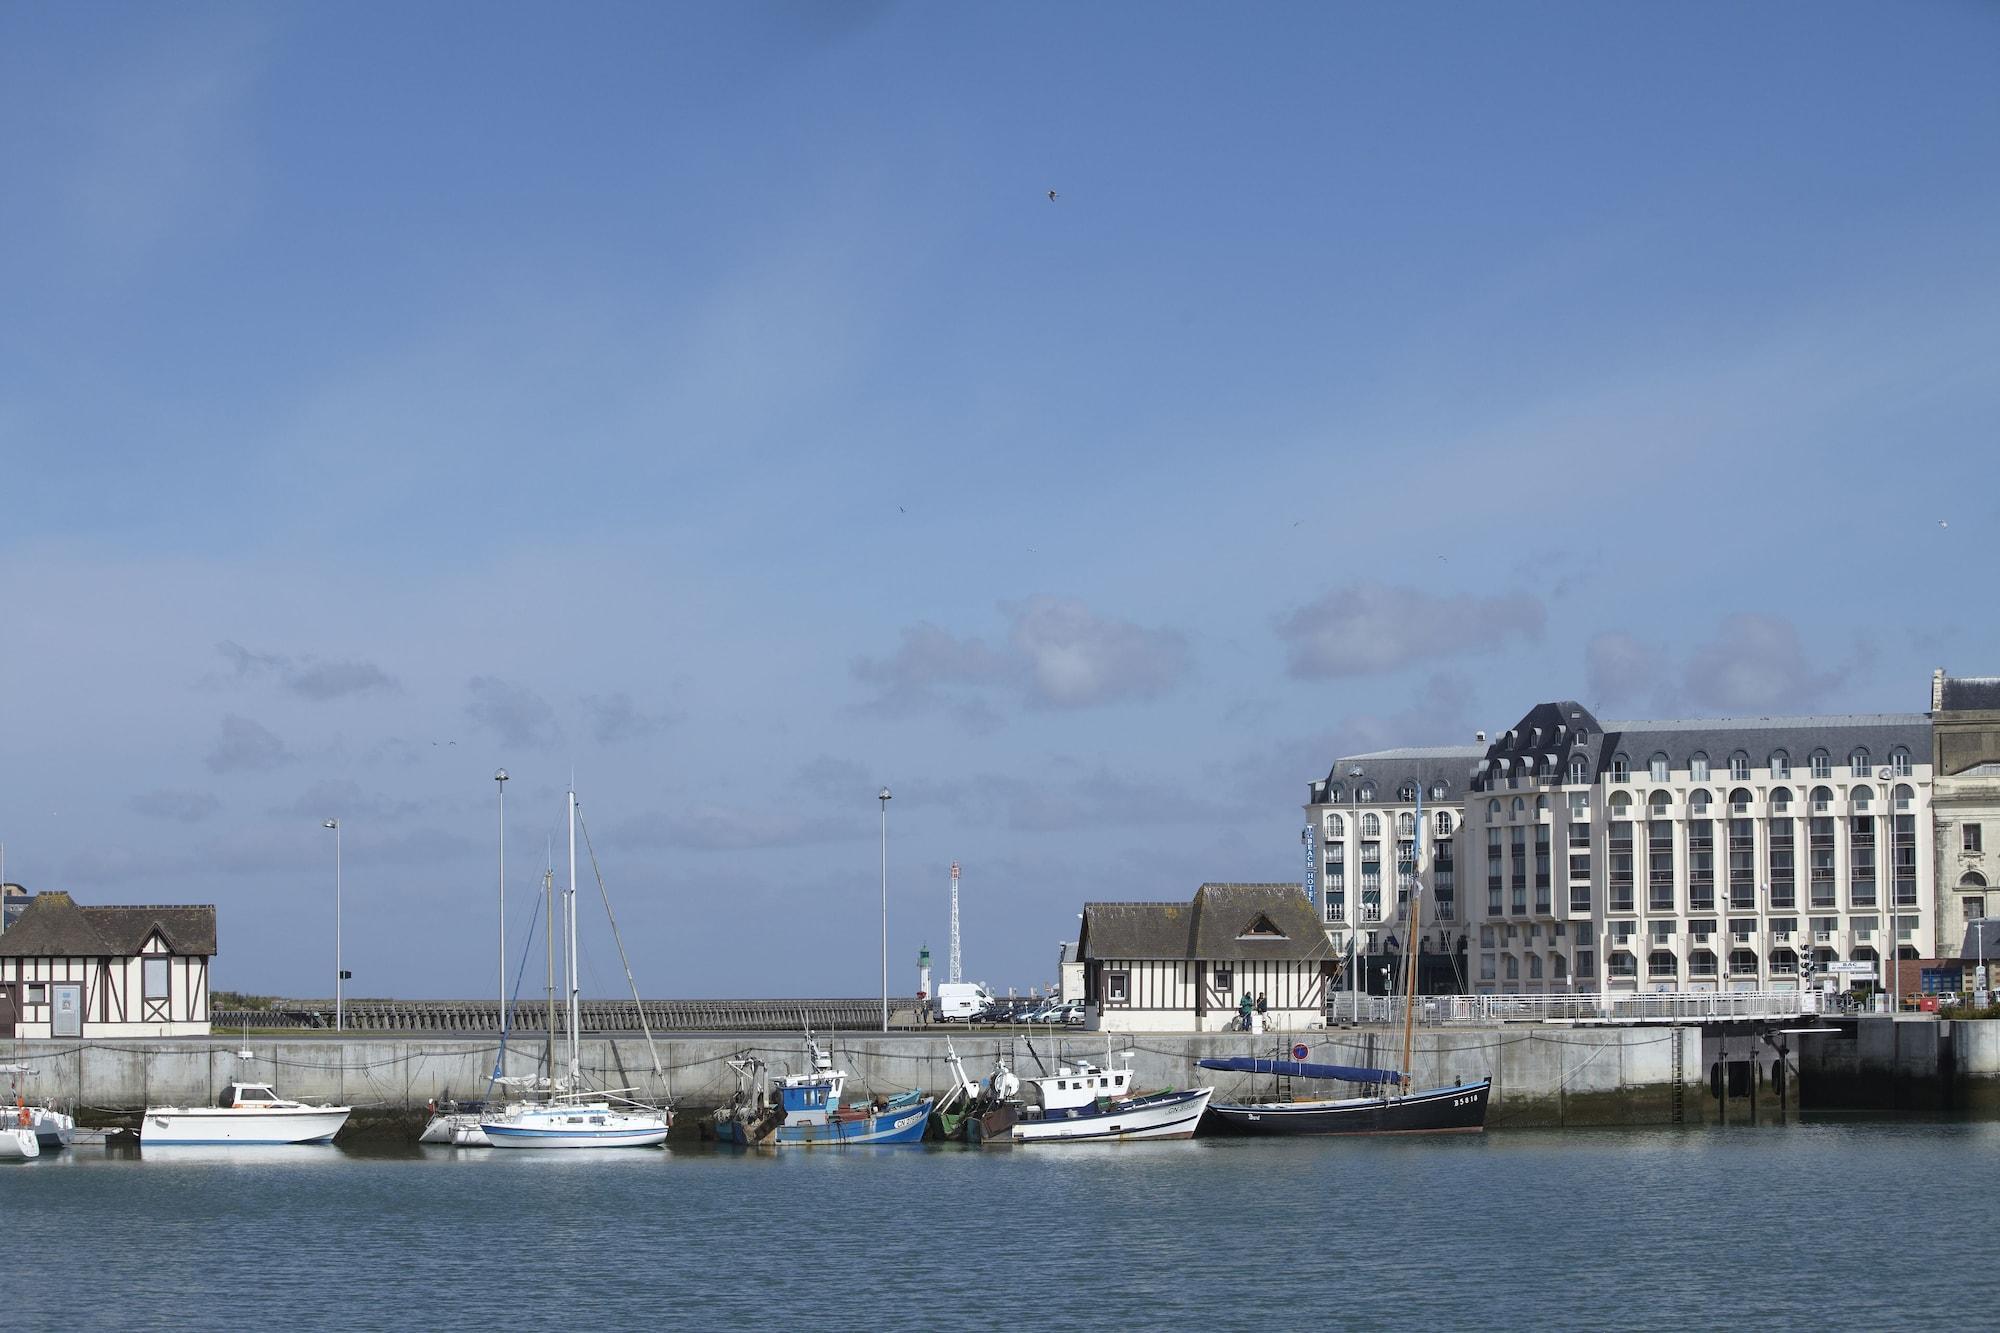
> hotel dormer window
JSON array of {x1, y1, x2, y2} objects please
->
[
  {"x1": 1357, "y1": 784, "x2": 1375, "y2": 802},
  {"x1": 1770, "y1": 750, "x2": 1791, "y2": 779},
  {"x1": 1690, "y1": 753, "x2": 1710, "y2": 781},
  {"x1": 1567, "y1": 755, "x2": 1589, "y2": 785},
  {"x1": 1649, "y1": 753, "x2": 1669, "y2": 781},
  {"x1": 1398, "y1": 782, "x2": 1418, "y2": 802},
  {"x1": 1611, "y1": 754, "x2": 1630, "y2": 783},
  {"x1": 1810, "y1": 750, "x2": 1831, "y2": 779},
  {"x1": 1430, "y1": 782, "x2": 1448, "y2": 800},
  {"x1": 1890, "y1": 748, "x2": 1912, "y2": 777},
  {"x1": 1730, "y1": 752, "x2": 1750, "y2": 781},
  {"x1": 1849, "y1": 748, "x2": 1870, "y2": 776}
]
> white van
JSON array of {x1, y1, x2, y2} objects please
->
[{"x1": 933, "y1": 982, "x2": 996, "y2": 1023}]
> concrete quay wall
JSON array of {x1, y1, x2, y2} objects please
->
[
  {"x1": 10, "y1": 1025, "x2": 1699, "y2": 1132},
  {"x1": 1801, "y1": 1016, "x2": 2000, "y2": 1113}
]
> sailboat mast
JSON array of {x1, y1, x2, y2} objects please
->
[
  {"x1": 544, "y1": 857, "x2": 556, "y2": 1084},
  {"x1": 1400, "y1": 787, "x2": 1424, "y2": 1086},
  {"x1": 567, "y1": 787, "x2": 581, "y2": 1087}
]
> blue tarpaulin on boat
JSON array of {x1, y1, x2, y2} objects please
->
[{"x1": 1196, "y1": 1057, "x2": 1404, "y2": 1086}]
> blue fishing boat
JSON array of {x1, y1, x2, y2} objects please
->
[{"x1": 710, "y1": 1038, "x2": 933, "y2": 1147}]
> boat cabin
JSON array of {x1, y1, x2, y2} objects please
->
[
  {"x1": 1033, "y1": 1062, "x2": 1132, "y2": 1112},
  {"x1": 219, "y1": 1084, "x2": 293, "y2": 1108}
]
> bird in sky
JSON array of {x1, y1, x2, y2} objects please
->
[
  {"x1": 1939, "y1": 519, "x2": 1949, "y2": 528},
  {"x1": 1047, "y1": 190, "x2": 1057, "y2": 202}
]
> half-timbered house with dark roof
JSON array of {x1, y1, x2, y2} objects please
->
[
  {"x1": 0, "y1": 892, "x2": 216, "y2": 1038},
  {"x1": 1078, "y1": 882, "x2": 1333, "y2": 1033}
]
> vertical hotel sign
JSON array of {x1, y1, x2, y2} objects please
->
[{"x1": 1302, "y1": 825, "x2": 1317, "y2": 907}]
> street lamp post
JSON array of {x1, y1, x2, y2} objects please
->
[
  {"x1": 322, "y1": 818, "x2": 343, "y2": 1032},
  {"x1": 878, "y1": 787, "x2": 892, "y2": 1033},
  {"x1": 496, "y1": 769, "x2": 509, "y2": 1024}
]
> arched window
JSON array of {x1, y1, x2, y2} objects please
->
[
  {"x1": 1689, "y1": 789, "x2": 1712, "y2": 815},
  {"x1": 1852, "y1": 787, "x2": 1872, "y2": 811},
  {"x1": 1649, "y1": 753, "x2": 1669, "y2": 781},
  {"x1": 1729, "y1": 787, "x2": 1753, "y2": 813},
  {"x1": 1361, "y1": 813, "x2": 1381, "y2": 837},
  {"x1": 1849, "y1": 748, "x2": 1870, "y2": 776},
  {"x1": 1894, "y1": 783, "x2": 1914, "y2": 811},
  {"x1": 1611, "y1": 753, "x2": 1630, "y2": 783},
  {"x1": 1648, "y1": 950, "x2": 1678, "y2": 977},
  {"x1": 1770, "y1": 786, "x2": 1792, "y2": 811},
  {"x1": 1810, "y1": 750, "x2": 1831, "y2": 779},
  {"x1": 1326, "y1": 784, "x2": 1342, "y2": 803},
  {"x1": 1324, "y1": 813, "x2": 1345, "y2": 837},
  {"x1": 1690, "y1": 752, "x2": 1710, "y2": 781},
  {"x1": 1397, "y1": 812, "x2": 1415, "y2": 837},
  {"x1": 1811, "y1": 786, "x2": 1834, "y2": 813},
  {"x1": 1434, "y1": 811, "x2": 1454, "y2": 837},
  {"x1": 1729, "y1": 752, "x2": 1750, "y2": 781},
  {"x1": 1511, "y1": 798, "x2": 1526, "y2": 818},
  {"x1": 1770, "y1": 750, "x2": 1791, "y2": 779},
  {"x1": 1567, "y1": 755, "x2": 1589, "y2": 785},
  {"x1": 1357, "y1": 784, "x2": 1375, "y2": 802},
  {"x1": 1487, "y1": 798, "x2": 1502, "y2": 819},
  {"x1": 1535, "y1": 795, "x2": 1550, "y2": 817},
  {"x1": 1398, "y1": 782, "x2": 1418, "y2": 803},
  {"x1": 1890, "y1": 748, "x2": 1912, "y2": 777},
  {"x1": 1728, "y1": 948, "x2": 1760, "y2": 974},
  {"x1": 1610, "y1": 792, "x2": 1632, "y2": 815},
  {"x1": 1963, "y1": 871, "x2": 1990, "y2": 889},
  {"x1": 1429, "y1": 782, "x2": 1448, "y2": 800},
  {"x1": 1649, "y1": 790, "x2": 1672, "y2": 817}
]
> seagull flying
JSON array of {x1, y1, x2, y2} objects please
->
[
  {"x1": 1939, "y1": 519, "x2": 1949, "y2": 528},
  {"x1": 1047, "y1": 190, "x2": 1057, "y2": 202}
]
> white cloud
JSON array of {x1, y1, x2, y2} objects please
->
[
  {"x1": 1681, "y1": 613, "x2": 1845, "y2": 713},
  {"x1": 464, "y1": 677, "x2": 561, "y2": 750},
  {"x1": 851, "y1": 597, "x2": 1189, "y2": 723},
  {"x1": 1275, "y1": 583, "x2": 1543, "y2": 678}
]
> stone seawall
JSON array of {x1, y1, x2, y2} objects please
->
[{"x1": 8, "y1": 1025, "x2": 1702, "y2": 1134}]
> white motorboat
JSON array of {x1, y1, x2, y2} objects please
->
[
  {"x1": 0, "y1": 1125, "x2": 38, "y2": 1160},
  {"x1": 141, "y1": 1082, "x2": 351, "y2": 1146},
  {"x1": 993, "y1": 1060, "x2": 1212, "y2": 1143}
]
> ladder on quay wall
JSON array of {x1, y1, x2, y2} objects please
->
[{"x1": 1670, "y1": 1028, "x2": 1685, "y2": 1125}]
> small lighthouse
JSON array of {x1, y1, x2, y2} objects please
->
[{"x1": 917, "y1": 944, "x2": 932, "y2": 1009}]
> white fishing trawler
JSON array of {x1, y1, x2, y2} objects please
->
[
  {"x1": 141, "y1": 1082, "x2": 351, "y2": 1146},
  {"x1": 982, "y1": 1056, "x2": 1211, "y2": 1143}
]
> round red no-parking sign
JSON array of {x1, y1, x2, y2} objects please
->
[{"x1": 1292, "y1": 1043, "x2": 1310, "y2": 1061}]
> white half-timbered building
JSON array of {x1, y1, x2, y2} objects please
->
[
  {"x1": 0, "y1": 892, "x2": 216, "y2": 1039},
  {"x1": 1078, "y1": 882, "x2": 1333, "y2": 1033}
]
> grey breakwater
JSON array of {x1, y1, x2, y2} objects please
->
[{"x1": 12, "y1": 1019, "x2": 2000, "y2": 1139}]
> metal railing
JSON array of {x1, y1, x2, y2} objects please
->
[
  {"x1": 1323, "y1": 989, "x2": 1822, "y2": 1027},
  {"x1": 213, "y1": 997, "x2": 889, "y2": 1034}
]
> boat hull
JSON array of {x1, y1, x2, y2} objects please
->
[
  {"x1": 1204, "y1": 1079, "x2": 1491, "y2": 1136},
  {"x1": 480, "y1": 1105, "x2": 670, "y2": 1148},
  {"x1": 29, "y1": 1107, "x2": 74, "y2": 1150},
  {"x1": 419, "y1": 1112, "x2": 492, "y2": 1147},
  {"x1": 1006, "y1": 1088, "x2": 1213, "y2": 1143},
  {"x1": 140, "y1": 1106, "x2": 352, "y2": 1145},
  {"x1": 1, "y1": 1126, "x2": 39, "y2": 1159},
  {"x1": 716, "y1": 1098, "x2": 934, "y2": 1147}
]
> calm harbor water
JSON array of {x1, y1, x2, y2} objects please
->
[{"x1": 8, "y1": 1123, "x2": 1998, "y2": 1330}]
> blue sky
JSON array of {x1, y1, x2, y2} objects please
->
[{"x1": 3, "y1": 2, "x2": 1997, "y2": 1000}]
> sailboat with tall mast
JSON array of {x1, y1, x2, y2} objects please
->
[
  {"x1": 1201, "y1": 787, "x2": 1491, "y2": 1135},
  {"x1": 479, "y1": 787, "x2": 671, "y2": 1148}
]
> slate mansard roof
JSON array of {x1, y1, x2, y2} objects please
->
[
  {"x1": 1081, "y1": 883, "x2": 1327, "y2": 963},
  {"x1": 1938, "y1": 677, "x2": 2000, "y2": 712},
  {"x1": 0, "y1": 892, "x2": 218, "y2": 959}
]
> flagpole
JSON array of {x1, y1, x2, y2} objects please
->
[{"x1": 1401, "y1": 786, "x2": 1425, "y2": 1087}]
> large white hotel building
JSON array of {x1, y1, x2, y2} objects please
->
[{"x1": 1305, "y1": 699, "x2": 1943, "y2": 995}]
